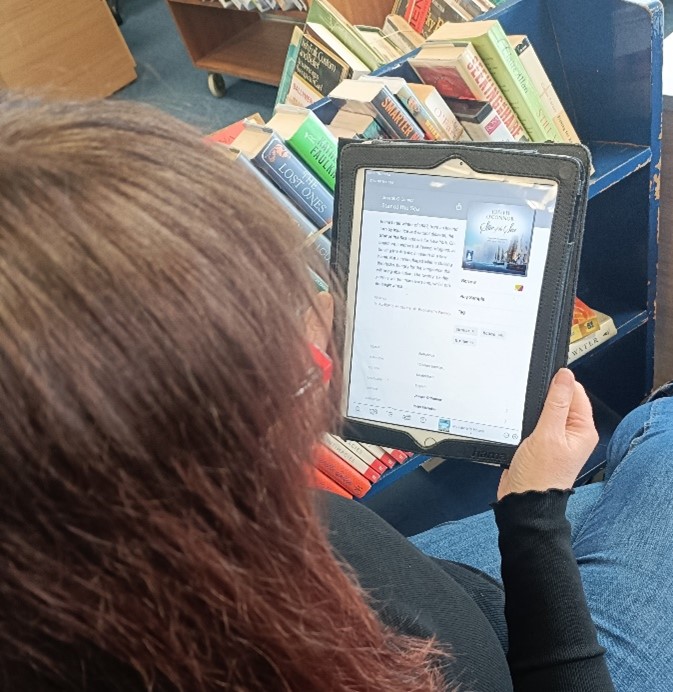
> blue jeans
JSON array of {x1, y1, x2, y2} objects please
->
[{"x1": 410, "y1": 397, "x2": 673, "y2": 692}]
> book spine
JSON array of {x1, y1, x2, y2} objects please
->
[
  {"x1": 313, "y1": 468, "x2": 353, "y2": 498},
  {"x1": 276, "y1": 27, "x2": 303, "y2": 107},
  {"x1": 253, "y1": 133, "x2": 333, "y2": 228},
  {"x1": 406, "y1": 0, "x2": 432, "y2": 34},
  {"x1": 396, "y1": 88, "x2": 447, "y2": 140},
  {"x1": 335, "y1": 436, "x2": 387, "y2": 474},
  {"x1": 323, "y1": 435, "x2": 382, "y2": 481},
  {"x1": 413, "y1": 86, "x2": 467, "y2": 141},
  {"x1": 288, "y1": 117, "x2": 338, "y2": 191},
  {"x1": 314, "y1": 445, "x2": 372, "y2": 498},
  {"x1": 450, "y1": 47, "x2": 528, "y2": 141},
  {"x1": 382, "y1": 447, "x2": 410, "y2": 463},
  {"x1": 509, "y1": 36, "x2": 581, "y2": 145},
  {"x1": 472, "y1": 25, "x2": 561, "y2": 142},
  {"x1": 231, "y1": 151, "x2": 321, "y2": 237},
  {"x1": 362, "y1": 119, "x2": 388, "y2": 139},
  {"x1": 567, "y1": 316, "x2": 617, "y2": 364},
  {"x1": 457, "y1": 105, "x2": 515, "y2": 142},
  {"x1": 360, "y1": 443, "x2": 396, "y2": 469},
  {"x1": 370, "y1": 88, "x2": 425, "y2": 140},
  {"x1": 307, "y1": 0, "x2": 382, "y2": 71},
  {"x1": 452, "y1": 0, "x2": 482, "y2": 18},
  {"x1": 422, "y1": 0, "x2": 465, "y2": 37}
]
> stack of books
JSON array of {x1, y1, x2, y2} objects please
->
[
  {"x1": 207, "y1": 106, "x2": 339, "y2": 267},
  {"x1": 276, "y1": 0, "x2": 426, "y2": 108},
  {"x1": 567, "y1": 299, "x2": 616, "y2": 364},
  {"x1": 278, "y1": 15, "x2": 582, "y2": 147},
  {"x1": 407, "y1": 20, "x2": 582, "y2": 145},
  {"x1": 314, "y1": 436, "x2": 414, "y2": 498}
]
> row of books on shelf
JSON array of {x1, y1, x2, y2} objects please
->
[
  {"x1": 216, "y1": 0, "x2": 307, "y2": 12},
  {"x1": 313, "y1": 436, "x2": 415, "y2": 498},
  {"x1": 276, "y1": 0, "x2": 581, "y2": 151}
]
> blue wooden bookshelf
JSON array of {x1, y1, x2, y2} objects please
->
[{"x1": 312, "y1": 0, "x2": 664, "y2": 500}]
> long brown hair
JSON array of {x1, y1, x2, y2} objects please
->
[{"x1": 0, "y1": 96, "x2": 444, "y2": 691}]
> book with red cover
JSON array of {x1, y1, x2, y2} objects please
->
[
  {"x1": 314, "y1": 445, "x2": 372, "y2": 498},
  {"x1": 313, "y1": 468, "x2": 353, "y2": 498},
  {"x1": 361, "y1": 443, "x2": 396, "y2": 469},
  {"x1": 205, "y1": 113, "x2": 264, "y2": 145},
  {"x1": 325, "y1": 435, "x2": 385, "y2": 478},
  {"x1": 383, "y1": 447, "x2": 411, "y2": 463}
]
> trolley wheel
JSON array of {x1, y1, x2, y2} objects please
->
[{"x1": 207, "y1": 73, "x2": 227, "y2": 98}]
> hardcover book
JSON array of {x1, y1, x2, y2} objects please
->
[
  {"x1": 269, "y1": 105, "x2": 338, "y2": 191},
  {"x1": 232, "y1": 123, "x2": 333, "y2": 229},
  {"x1": 329, "y1": 79, "x2": 425, "y2": 140},
  {"x1": 427, "y1": 21, "x2": 562, "y2": 142},
  {"x1": 410, "y1": 42, "x2": 528, "y2": 141}
]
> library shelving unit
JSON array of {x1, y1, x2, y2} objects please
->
[
  {"x1": 164, "y1": 0, "x2": 393, "y2": 96},
  {"x1": 310, "y1": 0, "x2": 664, "y2": 498}
]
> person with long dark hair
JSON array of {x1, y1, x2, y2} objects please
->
[{"x1": 1, "y1": 95, "x2": 666, "y2": 691}]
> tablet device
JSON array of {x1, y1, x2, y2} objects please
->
[{"x1": 332, "y1": 141, "x2": 590, "y2": 464}]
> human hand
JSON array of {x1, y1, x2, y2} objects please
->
[{"x1": 497, "y1": 368, "x2": 598, "y2": 501}]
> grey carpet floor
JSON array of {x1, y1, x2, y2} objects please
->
[{"x1": 113, "y1": 0, "x2": 278, "y2": 132}]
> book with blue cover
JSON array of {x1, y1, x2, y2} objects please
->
[
  {"x1": 233, "y1": 122, "x2": 333, "y2": 229},
  {"x1": 462, "y1": 201, "x2": 535, "y2": 276}
]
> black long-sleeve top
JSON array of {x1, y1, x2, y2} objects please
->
[{"x1": 321, "y1": 489, "x2": 614, "y2": 692}]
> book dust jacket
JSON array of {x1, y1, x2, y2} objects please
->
[{"x1": 462, "y1": 202, "x2": 534, "y2": 276}]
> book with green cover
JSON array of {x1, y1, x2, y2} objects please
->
[
  {"x1": 268, "y1": 106, "x2": 338, "y2": 190},
  {"x1": 429, "y1": 21, "x2": 562, "y2": 142},
  {"x1": 306, "y1": 0, "x2": 385, "y2": 72},
  {"x1": 276, "y1": 27, "x2": 303, "y2": 107}
]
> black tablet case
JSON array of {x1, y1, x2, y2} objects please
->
[{"x1": 332, "y1": 140, "x2": 591, "y2": 465}]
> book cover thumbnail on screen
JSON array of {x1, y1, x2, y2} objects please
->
[{"x1": 462, "y1": 202, "x2": 534, "y2": 276}]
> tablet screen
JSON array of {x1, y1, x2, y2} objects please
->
[{"x1": 344, "y1": 167, "x2": 558, "y2": 445}]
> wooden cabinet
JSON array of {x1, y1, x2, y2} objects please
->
[
  {"x1": 0, "y1": 0, "x2": 136, "y2": 99},
  {"x1": 165, "y1": 0, "x2": 394, "y2": 90}
]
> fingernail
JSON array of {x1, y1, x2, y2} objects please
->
[{"x1": 554, "y1": 368, "x2": 575, "y2": 388}]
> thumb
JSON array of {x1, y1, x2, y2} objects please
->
[{"x1": 537, "y1": 368, "x2": 576, "y2": 431}]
